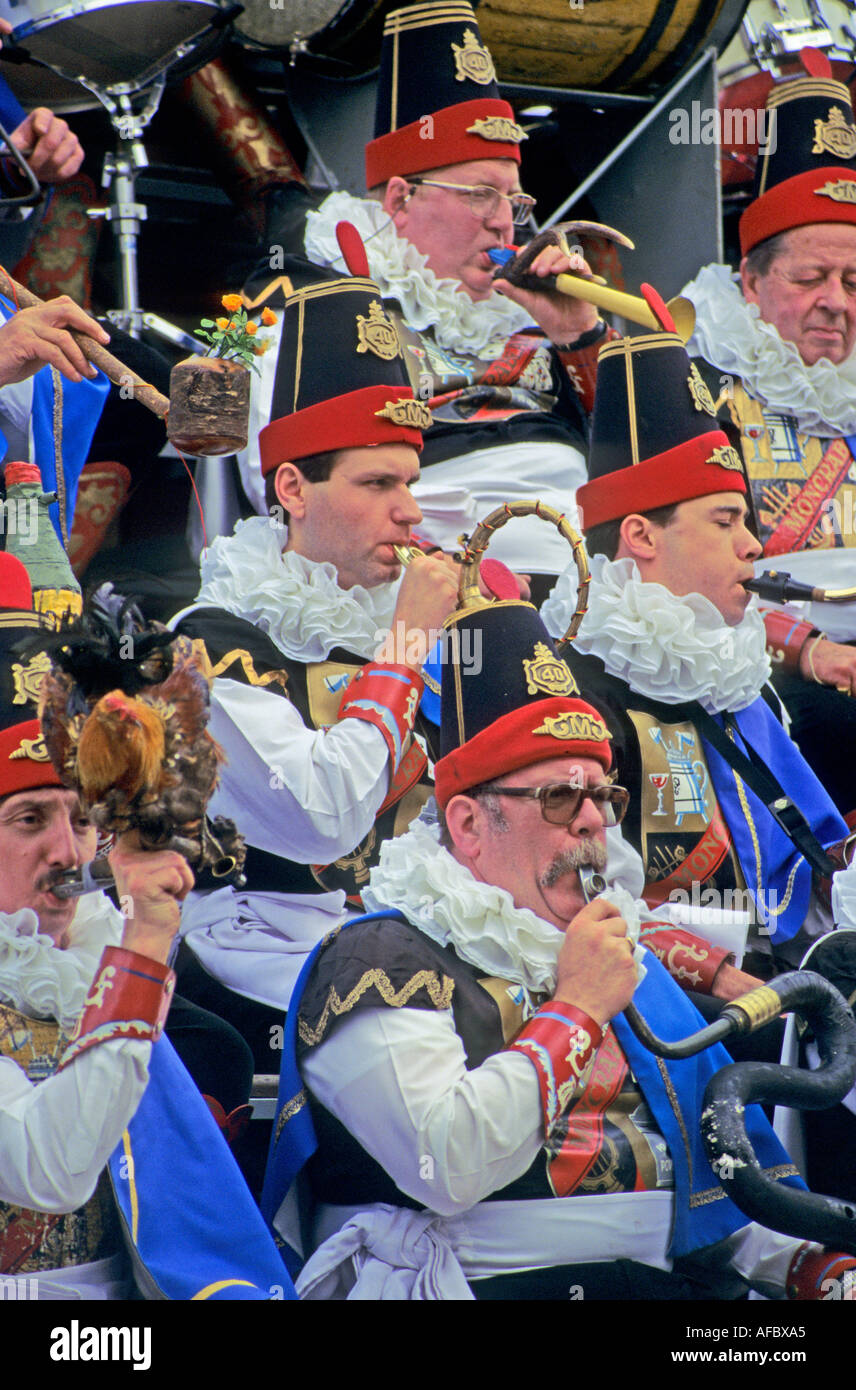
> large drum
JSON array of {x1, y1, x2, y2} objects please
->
[
  {"x1": 233, "y1": 0, "x2": 400, "y2": 68},
  {"x1": 232, "y1": 0, "x2": 749, "y2": 91},
  {"x1": 0, "y1": 0, "x2": 223, "y2": 93},
  {"x1": 476, "y1": 0, "x2": 751, "y2": 93}
]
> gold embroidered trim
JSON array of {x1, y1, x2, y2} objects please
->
[
  {"x1": 356, "y1": 301, "x2": 401, "y2": 361},
  {"x1": 374, "y1": 398, "x2": 432, "y2": 429},
  {"x1": 533, "y1": 710, "x2": 610, "y2": 742},
  {"x1": 688, "y1": 364, "x2": 717, "y2": 417},
  {"x1": 816, "y1": 178, "x2": 856, "y2": 205},
  {"x1": 727, "y1": 728, "x2": 800, "y2": 919},
  {"x1": 207, "y1": 648, "x2": 289, "y2": 693},
  {"x1": 656, "y1": 1055, "x2": 694, "y2": 1191},
  {"x1": 466, "y1": 116, "x2": 527, "y2": 143},
  {"x1": 767, "y1": 78, "x2": 851, "y2": 108},
  {"x1": 11, "y1": 651, "x2": 51, "y2": 705},
  {"x1": 451, "y1": 28, "x2": 495, "y2": 84},
  {"x1": 0, "y1": 612, "x2": 40, "y2": 630},
  {"x1": 689, "y1": 1184, "x2": 726, "y2": 1208},
  {"x1": 298, "y1": 967, "x2": 455, "y2": 1046},
  {"x1": 241, "y1": 277, "x2": 294, "y2": 309},
  {"x1": 598, "y1": 333, "x2": 683, "y2": 359},
  {"x1": 812, "y1": 106, "x2": 856, "y2": 160},
  {"x1": 689, "y1": 1163, "x2": 799, "y2": 1208},
  {"x1": 274, "y1": 1088, "x2": 307, "y2": 1146}
]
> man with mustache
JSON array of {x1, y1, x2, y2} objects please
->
[
  {"x1": 0, "y1": 551, "x2": 290, "y2": 1298},
  {"x1": 262, "y1": 603, "x2": 853, "y2": 1300}
]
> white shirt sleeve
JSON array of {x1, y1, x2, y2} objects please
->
[
  {"x1": 207, "y1": 677, "x2": 393, "y2": 862},
  {"x1": 0, "y1": 1039, "x2": 151, "y2": 1212},
  {"x1": 301, "y1": 1004, "x2": 544, "y2": 1217}
]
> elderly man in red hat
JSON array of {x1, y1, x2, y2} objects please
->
[
  {"x1": 261, "y1": 593, "x2": 856, "y2": 1301},
  {"x1": 680, "y1": 55, "x2": 856, "y2": 815},
  {"x1": 236, "y1": 2, "x2": 606, "y2": 592}
]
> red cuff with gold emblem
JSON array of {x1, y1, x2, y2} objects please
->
[
  {"x1": 58, "y1": 946, "x2": 176, "y2": 1069},
  {"x1": 762, "y1": 609, "x2": 819, "y2": 677},
  {"x1": 507, "y1": 1001, "x2": 603, "y2": 1131},
  {"x1": 787, "y1": 1243, "x2": 856, "y2": 1300},
  {"x1": 338, "y1": 662, "x2": 424, "y2": 775},
  {"x1": 639, "y1": 925, "x2": 730, "y2": 994}
]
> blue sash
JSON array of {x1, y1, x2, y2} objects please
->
[
  {"x1": 0, "y1": 294, "x2": 110, "y2": 542},
  {"x1": 700, "y1": 697, "x2": 846, "y2": 943},
  {"x1": 262, "y1": 913, "x2": 803, "y2": 1271},
  {"x1": 612, "y1": 953, "x2": 803, "y2": 1257},
  {"x1": 109, "y1": 1035, "x2": 296, "y2": 1300}
]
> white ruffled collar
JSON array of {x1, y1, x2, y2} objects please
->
[
  {"x1": 304, "y1": 190, "x2": 535, "y2": 357},
  {"x1": 190, "y1": 517, "x2": 401, "y2": 663},
  {"x1": 683, "y1": 263, "x2": 856, "y2": 435},
  {"x1": 541, "y1": 554, "x2": 771, "y2": 713},
  {"x1": 0, "y1": 894, "x2": 121, "y2": 1032},
  {"x1": 362, "y1": 817, "x2": 643, "y2": 999}
]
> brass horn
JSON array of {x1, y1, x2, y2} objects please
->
[
  {"x1": 397, "y1": 499, "x2": 589, "y2": 638},
  {"x1": 745, "y1": 570, "x2": 856, "y2": 606},
  {"x1": 550, "y1": 274, "x2": 697, "y2": 344}
]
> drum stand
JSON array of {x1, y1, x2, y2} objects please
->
[{"x1": 84, "y1": 77, "x2": 205, "y2": 349}]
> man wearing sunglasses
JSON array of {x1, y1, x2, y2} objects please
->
[
  {"x1": 265, "y1": 606, "x2": 847, "y2": 1300},
  {"x1": 237, "y1": 3, "x2": 605, "y2": 588}
]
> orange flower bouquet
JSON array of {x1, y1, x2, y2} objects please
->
[{"x1": 194, "y1": 294, "x2": 277, "y2": 373}]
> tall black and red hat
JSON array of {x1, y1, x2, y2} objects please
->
[
  {"x1": 258, "y1": 226, "x2": 431, "y2": 477},
  {"x1": 0, "y1": 551, "x2": 62, "y2": 798},
  {"x1": 740, "y1": 50, "x2": 856, "y2": 256},
  {"x1": 576, "y1": 289, "x2": 746, "y2": 530},
  {"x1": 434, "y1": 595, "x2": 612, "y2": 810},
  {"x1": 366, "y1": 1, "x2": 526, "y2": 189}
]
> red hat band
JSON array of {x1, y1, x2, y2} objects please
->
[
  {"x1": 434, "y1": 697, "x2": 612, "y2": 810},
  {"x1": 577, "y1": 431, "x2": 746, "y2": 531},
  {"x1": 259, "y1": 385, "x2": 427, "y2": 477},
  {"x1": 740, "y1": 166, "x2": 856, "y2": 256},
  {"x1": 366, "y1": 99, "x2": 523, "y2": 187},
  {"x1": 0, "y1": 718, "x2": 62, "y2": 798}
]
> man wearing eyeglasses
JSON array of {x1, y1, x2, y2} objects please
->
[
  {"x1": 239, "y1": 3, "x2": 604, "y2": 587},
  {"x1": 264, "y1": 605, "x2": 848, "y2": 1301}
]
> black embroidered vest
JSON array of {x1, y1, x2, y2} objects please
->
[
  {"x1": 297, "y1": 916, "x2": 673, "y2": 1208},
  {"x1": 176, "y1": 607, "x2": 439, "y2": 905}
]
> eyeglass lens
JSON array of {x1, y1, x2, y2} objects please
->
[{"x1": 541, "y1": 785, "x2": 628, "y2": 827}]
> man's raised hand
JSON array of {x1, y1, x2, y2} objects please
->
[{"x1": 553, "y1": 898, "x2": 638, "y2": 1026}]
